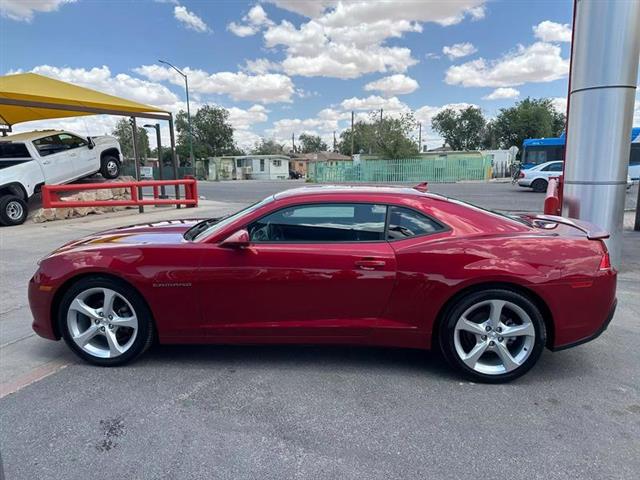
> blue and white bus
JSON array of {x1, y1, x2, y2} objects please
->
[{"x1": 522, "y1": 127, "x2": 640, "y2": 180}]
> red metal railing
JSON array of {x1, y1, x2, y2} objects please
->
[
  {"x1": 544, "y1": 176, "x2": 562, "y2": 215},
  {"x1": 42, "y1": 178, "x2": 198, "y2": 209}
]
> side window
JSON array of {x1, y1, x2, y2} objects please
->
[
  {"x1": 543, "y1": 162, "x2": 563, "y2": 172},
  {"x1": 33, "y1": 135, "x2": 65, "y2": 157},
  {"x1": 57, "y1": 133, "x2": 87, "y2": 149},
  {"x1": 260, "y1": 159, "x2": 265, "y2": 171},
  {"x1": 249, "y1": 203, "x2": 387, "y2": 242},
  {"x1": 630, "y1": 144, "x2": 640, "y2": 166},
  {"x1": 387, "y1": 206, "x2": 443, "y2": 240}
]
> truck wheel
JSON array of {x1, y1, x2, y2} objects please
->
[
  {"x1": 0, "y1": 195, "x2": 28, "y2": 226},
  {"x1": 101, "y1": 155, "x2": 121, "y2": 179}
]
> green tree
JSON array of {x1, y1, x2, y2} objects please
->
[
  {"x1": 112, "y1": 118, "x2": 150, "y2": 160},
  {"x1": 298, "y1": 133, "x2": 328, "y2": 153},
  {"x1": 491, "y1": 98, "x2": 565, "y2": 152},
  {"x1": 175, "y1": 105, "x2": 239, "y2": 165},
  {"x1": 431, "y1": 106, "x2": 486, "y2": 151},
  {"x1": 252, "y1": 138, "x2": 285, "y2": 155},
  {"x1": 337, "y1": 113, "x2": 419, "y2": 159}
]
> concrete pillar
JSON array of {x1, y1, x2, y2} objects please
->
[{"x1": 562, "y1": 0, "x2": 640, "y2": 267}]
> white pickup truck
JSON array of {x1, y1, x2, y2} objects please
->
[{"x1": 0, "y1": 130, "x2": 122, "y2": 225}]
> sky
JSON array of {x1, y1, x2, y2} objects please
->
[{"x1": 1, "y1": 0, "x2": 638, "y2": 152}]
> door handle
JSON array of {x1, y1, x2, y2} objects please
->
[{"x1": 355, "y1": 259, "x2": 386, "y2": 270}]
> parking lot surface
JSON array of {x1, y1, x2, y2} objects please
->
[{"x1": 1, "y1": 181, "x2": 639, "y2": 479}]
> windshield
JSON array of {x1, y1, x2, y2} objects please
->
[{"x1": 186, "y1": 196, "x2": 275, "y2": 241}]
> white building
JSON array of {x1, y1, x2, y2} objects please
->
[
  {"x1": 238, "y1": 155, "x2": 290, "y2": 180},
  {"x1": 481, "y1": 148, "x2": 518, "y2": 178}
]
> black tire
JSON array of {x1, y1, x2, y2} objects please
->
[
  {"x1": 531, "y1": 178, "x2": 548, "y2": 193},
  {"x1": 0, "y1": 194, "x2": 28, "y2": 226},
  {"x1": 100, "y1": 155, "x2": 121, "y2": 179},
  {"x1": 58, "y1": 276, "x2": 154, "y2": 366},
  {"x1": 439, "y1": 289, "x2": 546, "y2": 383}
]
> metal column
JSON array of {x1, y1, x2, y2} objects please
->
[
  {"x1": 130, "y1": 117, "x2": 144, "y2": 213},
  {"x1": 168, "y1": 113, "x2": 181, "y2": 209},
  {"x1": 562, "y1": 0, "x2": 640, "y2": 267}
]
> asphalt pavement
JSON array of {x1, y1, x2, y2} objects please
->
[{"x1": 1, "y1": 180, "x2": 639, "y2": 480}]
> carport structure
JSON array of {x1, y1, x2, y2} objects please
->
[{"x1": 0, "y1": 72, "x2": 181, "y2": 188}]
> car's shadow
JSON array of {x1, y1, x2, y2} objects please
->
[{"x1": 128, "y1": 342, "x2": 594, "y2": 385}]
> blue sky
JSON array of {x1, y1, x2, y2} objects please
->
[{"x1": 1, "y1": 0, "x2": 629, "y2": 150}]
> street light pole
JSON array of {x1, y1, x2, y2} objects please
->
[{"x1": 159, "y1": 59, "x2": 194, "y2": 167}]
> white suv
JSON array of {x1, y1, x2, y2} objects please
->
[{"x1": 0, "y1": 130, "x2": 121, "y2": 225}]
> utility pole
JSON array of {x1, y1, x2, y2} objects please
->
[
  {"x1": 380, "y1": 108, "x2": 383, "y2": 124},
  {"x1": 130, "y1": 117, "x2": 143, "y2": 213},
  {"x1": 292, "y1": 132, "x2": 296, "y2": 153},
  {"x1": 333, "y1": 131, "x2": 337, "y2": 152},
  {"x1": 418, "y1": 122, "x2": 422, "y2": 152},
  {"x1": 350, "y1": 111, "x2": 355, "y2": 157},
  {"x1": 159, "y1": 59, "x2": 194, "y2": 166}
]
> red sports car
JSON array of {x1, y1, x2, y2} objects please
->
[{"x1": 29, "y1": 186, "x2": 617, "y2": 383}]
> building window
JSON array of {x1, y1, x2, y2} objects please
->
[
  {"x1": 273, "y1": 160, "x2": 281, "y2": 167},
  {"x1": 260, "y1": 159, "x2": 265, "y2": 171}
]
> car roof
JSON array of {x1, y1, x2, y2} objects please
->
[
  {"x1": 273, "y1": 184, "x2": 448, "y2": 202},
  {"x1": 0, "y1": 130, "x2": 65, "y2": 142}
]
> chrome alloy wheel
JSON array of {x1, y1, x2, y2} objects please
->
[
  {"x1": 6, "y1": 200, "x2": 24, "y2": 221},
  {"x1": 66, "y1": 287, "x2": 138, "y2": 358},
  {"x1": 106, "y1": 160, "x2": 118, "y2": 176},
  {"x1": 453, "y1": 299, "x2": 536, "y2": 375}
]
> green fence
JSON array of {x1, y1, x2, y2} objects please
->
[{"x1": 308, "y1": 156, "x2": 491, "y2": 183}]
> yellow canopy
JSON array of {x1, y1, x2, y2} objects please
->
[{"x1": 0, "y1": 73, "x2": 170, "y2": 127}]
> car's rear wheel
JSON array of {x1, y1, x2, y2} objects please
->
[
  {"x1": 439, "y1": 289, "x2": 546, "y2": 383},
  {"x1": 100, "y1": 155, "x2": 121, "y2": 179},
  {"x1": 531, "y1": 178, "x2": 548, "y2": 192},
  {"x1": 0, "y1": 194, "x2": 28, "y2": 226},
  {"x1": 58, "y1": 277, "x2": 154, "y2": 366}
]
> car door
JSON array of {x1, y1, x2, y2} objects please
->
[
  {"x1": 32, "y1": 134, "x2": 74, "y2": 184},
  {"x1": 196, "y1": 202, "x2": 397, "y2": 338},
  {"x1": 57, "y1": 133, "x2": 94, "y2": 178}
]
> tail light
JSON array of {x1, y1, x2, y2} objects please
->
[
  {"x1": 518, "y1": 171, "x2": 525, "y2": 178},
  {"x1": 598, "y1": 241, "x2": 612, "y2": 271}
]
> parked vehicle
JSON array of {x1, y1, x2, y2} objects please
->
[
  {"x1": 517, "y1": 161, "x2": 634, "y2": 192},
  {"x1": 29, "y1": 186, "x2": 617, "y2": 383},
  {"x1": 521, "y1": 127, "x2": 640, "y2": 179},
  {"x1": 0, "y1": 130, "x2": 121, "y2": 225}
]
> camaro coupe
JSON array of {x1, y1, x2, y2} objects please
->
[{"x1": 29, "y1": 186, "x2": 617, "y2": 383}]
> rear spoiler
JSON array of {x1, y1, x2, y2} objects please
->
[{"x1": 528, "y1": 214, "x2": 610, "y2": 240}]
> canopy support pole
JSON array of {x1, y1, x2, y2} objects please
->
[
  {"x1": 130, "y1": 117, "x2": 144, "y2": 213},
  {"x1": 169, "y1": 113, "x2": 181, "y2": 209}
]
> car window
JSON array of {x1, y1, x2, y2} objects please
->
[
  {"x1": 387, "y1": 206, "x2": 444, "y2": 240},
  {"x1": 57, "y1": 133, "x2": 87, "y2": 149},
  {"x1": 33, "y1": 135, "x2": 66, "y2": 157},
  {"x1": 0, "y1": 142, "x2": 31, "y2": 159},
  {"x1": 630, "y1": 144, "x2": 640, "y2": 166},
  {"x1": 249, "y1": 203, "x2": 387, "y2": 242},
  {"x1": 542, "y1": 162, "x2": 563, "y2": 172}
]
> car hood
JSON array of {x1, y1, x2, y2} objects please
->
[{"x1": 51, "y1": 219, "x2": 202, "y2": 254}]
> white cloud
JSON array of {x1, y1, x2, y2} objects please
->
[
  {"x1": 445, "y1": 42, "x2": 569, "y2": 87},
  {"x1": 227, "y1": 105, "x2": 269, "y2": 130},
  {"x1": 364, "y1": 74, "x2": 419, "y2": 96},
  {"x1": 228, "y1": 4, "x2": 273, "y2": 37},
  {"x1": 550, "y1": 97, "x2": 567, "y2": 114},
  {"x1": 241, "y1": 58, "x2": 282, "y2": 75},
  {"x1": 533, "y1": 20, "x2": 572, "y2": 43},
  {"x1": 483, "y1": 87, "x2": 520, "y2": 100},
  {"x1": 258, "y1": 1, "x2": 487, "y2": 79},
  {"x1": 135, "y1": 65, "x2": 296, "y2": 103},
  {"x1": 414, "y1": 102, "x2": 478, "y2": 125},
  {"x1": 26, "y1": 65, "x2": 180, "y2": 110},
  {"x1": 442, "y1": 42, "x2": 477, "y2": 60},
  {"x1": 174, "y1": 5, "x2": 210, "y2": 33},
  {"x1": 340, "y1": 95, "x2": 409, "y2": 114},
  {"x1": 0, "y1": 0, "x2": 76, "y2": 22}
]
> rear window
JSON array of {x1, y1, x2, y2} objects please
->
[{"x1": 0, "y1": 142, "x2": 31, "y2": 159}]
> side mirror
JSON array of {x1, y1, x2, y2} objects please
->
[
  {"x1": 220, "y1": 229, "x2": 250, "y2": 248},
  {"x1": 87, "y1": 137, "x2": 95, "y2": 149}
]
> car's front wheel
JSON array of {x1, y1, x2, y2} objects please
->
[
  {"x1": 439, "y1": 289, "x2": 546, "y2": 383},
  {"x1": 58, "y1": 277, "x2": 154, "y2": 366},
  {"x1": 100, "y1": 155, "x2": 121, "y2": 179}
]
